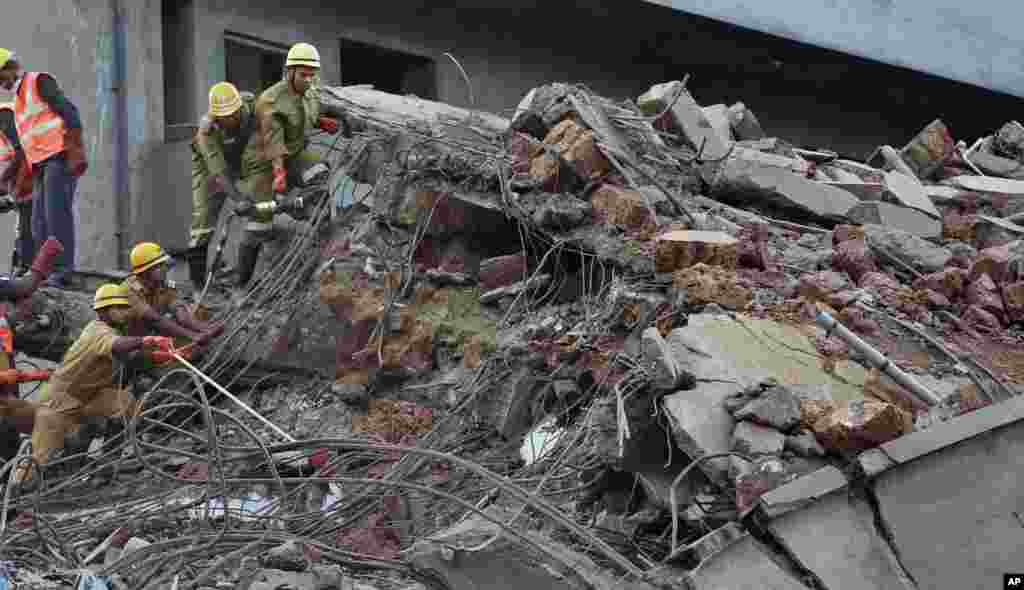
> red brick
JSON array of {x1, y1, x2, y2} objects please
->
[
  {"x1": 970, "y1": 244, "x2": 1013, "y2": 284},
  {"x1": 590, "y1": 184, "x2": 654, "y2": 231}
]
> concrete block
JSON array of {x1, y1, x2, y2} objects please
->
[
  {"x1": 727, "y1": 102, "x2": 766, "y2": 141},
  {"x1": 871, "y1": 406, "x2": 1024, "y2": 590},
  {"x1": 882, "y1": 170, "x2": 940, "y2": 218},
  {"x1": 687, "y1": 533, "x2": 803, "y2": 589},
  {"x1": 846, "y1": 201, "x2": 942, "y2": 239},
  {"x1": 638, "y1": 81, "x2": 731, "y2": 160},
  {"x1": 759, "y1": 465, "x2": 848, "y2": 517},
  {"x1": 702, "y1": 103, "x2": 734, "y2": 145}
]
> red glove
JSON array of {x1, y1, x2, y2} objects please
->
[
  {"x1": 30, "y1": 237, "x2": 64, "y2": 277},
  {"x1": 272, "y1": 164, "x2": 287, "y2": 194},
  {"x1": 207, "y1": 174, "x2": 227, "y2": 195},
  {"x1": 143, "y1": 336, "x2": 175, "y2": 353},
  {"x1": 317, "y1": 117, "x2": 339, "y2": 134}
]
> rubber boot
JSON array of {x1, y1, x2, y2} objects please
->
[
  {"x1": 233, "y1": 241, "x2": 262, "y2": 307},
  {"x1": 188, "y1": 246, "x2": 209, "y2": 292}
]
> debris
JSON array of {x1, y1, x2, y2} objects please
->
[
  {"x1": 638, "y1": 81, "x2": 732, "y2": 160},
  {"x1": 802, "y1": 398, "x2": 913, "y2": 451},
  {"x1": 591, "y1": 184, "x2": 655, "y2": 231},
  {"x1": 785, "y1": 431, "x2": 827, "y2": 457},
  {"x1": 671, "y1": 263, "x2": 752, "y2": 310},
  {"x1": 655, "y1": 230, "x2": 738, "y2": 273},
  {"x1": 480, "y1": 253, "x2": 528, "y2": 291},
  {"x1": 732, "y1": 421, "x2": 785, "y2": 456},
  {"x1": 480, "y1": 274, "x2": 552, "y2": 305},
  {"x1": 847, "y1": 201, "x2": 941, "y2": 238},
  {"x1": 733, "y1": 385, "x2": 802, "y2": 432},
  {"x1": 726, "y1": 102, "x2": 766, "y2": 141},
  {"x1": 899, "y1": 119, "x2": 955, "y2": 180},
  {"x1": 862, "y1": 224, "x2": 952, "y2": 273}
]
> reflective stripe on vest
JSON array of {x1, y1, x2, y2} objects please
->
[
  {"x1": 14, "y1": 72, "x2": 66, "y2": 165},
  {"x1": 0, "y1": 106, "x2": 14, "y2": 162}
]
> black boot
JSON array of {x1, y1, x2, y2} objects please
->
[
  {"x1": 187, "y1": 246, "x2": 209, "y2": 292},
  {"x1": 235, "y1": 241, "x2": 261, "y2": 289}
]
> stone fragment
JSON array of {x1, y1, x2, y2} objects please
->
[
  {"x1": 671, "y1": 263, "x2": 752, "y2": 310},
  {"x1": 734, "y1": 386, "x2": 802, "y2": 432},
  {"x1": 784, "y1": 246, "x2": 833, "y2": 271},
  {"x1": 727, "y1": 102, "x2": 766, "y2": 140},
  {"x1": 331, "y1": 382, "x2": 370, "y2": 405},
  {"x1": 899, "y1": 119, "x2": 955, "y2": 180},
  {"x1": 847, "y1": 201, "x2": 941, "y2": 239},
  {"x1": 993, "y1": 120, "x2": 1024, "y2": 160},
  {"x1": 641, "y1": 327, "x2": 694, "y2": 393},
  {"x1": 732, "y1": 421, "x2": 785, "y2": 456},
  {"x1": 968, "y1": 147, "x2": 1024, "y2": 179},
  {"x1": 1003, "y1": 281, "x2": 1024, "y2": 324},
  {"x1": 262, "y1": 541, "x2": 308, "y2": 572},
  {"x1": 736, "y1": 223, "x2": 769, "y2": 270},
  {"x1": 798, "y1": 271, "x2": 851, "y2": 301},
  {"x1": 882, "y1": 170, "x2": 940, "y2": 218},
  {"x1": 702, "y1": 104, "x2": 734, "y2": 145},
  {"x1": 531, "y1": 195, "x2": 592, "y2": 230},
  {"x1": 862, "y1": 224, "x2": 952, "y2": 273},
  {"x1": 944, "y1": 174, "x2": 1024, "y2": 197},
  {"x1": 707, "y1": 156, "x2": 859, "y2": 222},
  {"x1": 913, "y1": 268, "x2": 966, "y2": 301},
  {"x1": 970, "y1": 243, "x2": 1014, "y2": 283},
  {"x1": 963, "y1": 304, "x2": 1003, "y2": 333},
  {"x1": 942, "y1": 207, "x2": 978, "y2": 242},
  {"x1": 535, "y1": 118, "x2": 610, "y2": 182},
  {"x1": 638, "y1": 81, "x2": 731, "y2": 160},
  {"x1": 479, "y1": 254, "x2": 526, "y2": 291},
  {"x1": 837, "y1": 305, "x2": 880, "y2": 336},
  {"x1": 965, "y1": 273, "x2": 1004, "y2": 318},
  {"x1": 802, "y1": 399, "x2": 912, "y2": 451},
  {"x1": 785, "y1": 430, "x2": 826, "y2": 457},
  {"x1": 734, "y1": 456, "x2": 788, "y2": 513},
  {"x1": 832, "y1": 238, "x2": 877, "y2": 284},
  {"x1": 590, "y1": 184, "x2": 654, "y2": 231},
  {"x1": 655, "y1": 230, "x2": 739, "y2": 273}
]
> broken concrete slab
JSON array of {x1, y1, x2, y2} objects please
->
[
  {"x1": 899, "y1": 119, "x2": 955, "y2": 180},
  {"x1": 967, "y1": 148, "x2": 1024, "y2": 180},
  {"x1": 732, "y1": 421, "x2": 785, "y2": 456},
  {"x1": 846, "y1": 201, "x2": 942, "y2": 239},
  {"x1": 685, "y1": 533, "x2": 804, "y2": 589},
  {"x1": 817, "y1": 179, "x2": 885, "y2": 201},
  {"x1": 944, "y1": 174, "x2": 1024, "y2": 196},
  {"x1": 734, "y1": 386, "x2": 802, "y2": 432},
  {"x1": 924, "y1": 184, "x2": 969, "y2": 204},
  {"x1": 701, "y1": 103, "x2": 734, "y2": 145},
  {"x1": 993, "y1": 120, "x2": 1024, "y2": 159},
  {"x1": 637, "y1": 81, "x2": 732, "y2": 160},
  {"x1": 862, "y1": 224, "x2": 952, "y2": 273},
  {"x1": 707, "y1": 156, "x2": 861, "y2": 222},
  {"x1": 727, "y1": 102, "x2": 766, "y2": 141},
  {"x1": 882, "y1": 170, "x2": 940, "y2": 218},
  {"x1": 758, "y1": 465, "x2": 848, "y2": 517}
]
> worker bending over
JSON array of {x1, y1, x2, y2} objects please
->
[
  {"x1": 0, "y1": 102, "x2": 34, "y2": 275},
  {"x1": 121, "y1": 242, "x2": 222, "y2": 343},
  {"x1": 188, "y1": 82, "x2": 257, "y2": 291},
  {"x1": 236, "y1": 42, "x2": 358, "y2": 300},
  {"x1": 12, "y1": 284, "x2": 176, "y2": 489},
  {"x1": 0, "y1": 48, "x2": 87, "y2": 288}
]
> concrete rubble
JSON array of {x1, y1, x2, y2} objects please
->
[{"x1": 4, "y1": 73, "x2": 1024, "y2": 590}]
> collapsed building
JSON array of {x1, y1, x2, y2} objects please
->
[{"x1": 3, "y1": 76, "x2": 1024, "y2": 590}]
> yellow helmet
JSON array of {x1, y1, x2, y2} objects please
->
[
  {"x1": 286, "y1": 43, "x2": 320, "y2": 69},
  {"x1": 94, "y1": 284, "x2": 131, "y2": 311},
  {"x1": 208, "y1": 82, "x2": 242, "y2": 118},
  {"x1": 130, "y1": 242, "x2": 170, "y2": 275},
  {"x1": 0, "y1": 48, "x2": 11, "y2": 69}
]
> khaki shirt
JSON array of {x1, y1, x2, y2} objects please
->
[
  {"x1": 47, "y1": 320, "x2": 120, "y2": 404},
  {"x1": 192, "y1": 93, "x2": 257, "y2": 180},
  {"x1": 241, "y1": 79, "x2": 321, "y2": 177},
  {"x1": 122, "y1": 275, "x2": 177, "y2": 338}
]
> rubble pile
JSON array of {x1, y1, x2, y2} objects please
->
[{"x1": 4, "y1": 78, "x2": 1024, "y2": 589}]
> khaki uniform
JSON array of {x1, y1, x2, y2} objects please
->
[
  {"x1": 20, "y1": 320, "x2": 139, "y2": 479},
  {"x1": 191, "y1": 93, "x2": 256, "y2": 248},
  {"x1": 239, "y1": 79, "x2": 324, "y2": 235},
  {"x1": 121, "y1": 275, "x2": 177, "y2": 337}
]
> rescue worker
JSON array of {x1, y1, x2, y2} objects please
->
[
  {"x1": 0, "y1": 237, "x2": 63, "y2": 466},
  {"x1": 0, "y1": 102, "x2": 34, "y2": 274},
  {"x1": 122, "y1": 242, "x2": 223, "y2": 342},
  {"x1": 11, "y1": 284, "x2": 176, "y2": 490},
  {"x1": 236, "y1": 42, "x2": 357, "y2": 300},
  {"x1": 0, "y1": 48, "x2": 87, "y2": 288},
  {"x1": 189, "y1": 82, "x2": 257, "y2": 291}
]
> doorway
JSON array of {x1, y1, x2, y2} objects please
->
[{"x1": 340, "y1": 39, "x2": 437, "y2": 100}]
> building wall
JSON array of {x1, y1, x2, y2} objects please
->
[{"x1": 0, "y1": 0, "x2": 165, "y2": 271}]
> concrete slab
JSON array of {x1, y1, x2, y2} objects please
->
[
  {"x1": 759, "y1": 466, "x2": 849, "y2": 517},
  {"x1": 818, "y1": 180, "x2": 885, "y2": 201},
  {"x1": 846, "y1": 201, "x2": 942, "y2": 239},
  {"x1": 687, "y1": 533, "x2": 804, "y2": 589},
  {"x1": 924, "y1": 184, "x2": 969, "y2": 204},
  {"x1": 862, "y1": 224, "x2": 952, "y2": 273},
  {"x1": 638, "y1": 81, "x2": 732, "y2": 161},
  {"x1": 872, "y1": 408, "x2": 1024, "y2": 590},
  {"x1": 968, "y1": 149, "x2": 1024, "y2": 180},
  {"x1": 977, "y1": 214, "x2": 1024, "y2": 237},
  {"x1": 944, "y1": 174, "x2": 1024, "y2": 195},
  {"x1": 772, "y1": 492, "x2": 916, "y2": 590},
  {"x1": 883, "y1": 170, "x2": 940, "y2": 218},
  {"x1": 702, "y1": 104, "x2": 734, "y2": 145}
]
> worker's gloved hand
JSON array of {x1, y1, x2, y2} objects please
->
[
  {"x1": 317, "y1": 116, "x2": 339, "y2": 135},
  {"x1": 142, "y1": 336, "x2": 175, "y2": 353},
  {"x1": 272, "y1": 164, "x2": 287, "y2": 194},
  {"x1": 194, "y1": 328, "x2": 218, "y2": 347},
  {"x1": 30, "y1": 237, "x2": 64, "y2": 278},
  {"x1": 234, "y1": 200, "x2": 254, "y2": 217},
  {"x1": 64, "y1": 128, "x2": 89, "y2": 177},
  {"x1": 207, "y1": 174, "x2": 229, "y2": 196}
]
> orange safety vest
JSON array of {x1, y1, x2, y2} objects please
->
[
  {"x1": 14, "y1": 72, "x2": 66, "y2": 165},
  {"x1": 0, "y1": 105, "x2": 15, "y2": 163}
]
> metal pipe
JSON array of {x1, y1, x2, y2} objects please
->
[
  {"x1": 816, "y1": 310, "x2": 943, "y2": 406},
  {"x1": 112, "y1": 0, "x2": 128, "y2": 268}
]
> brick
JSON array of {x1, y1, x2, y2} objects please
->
[
  {"x1": 654, "y1": 230, "x2": 739, "y2": 273},
  {"x1": 832, "y1": 238, "x2": 877, "y2": 284},
  {"x1": 590, "y1": 184, "x2": 653, "y2": 231},
  {"x1": 797, "y1": 270, "x2": 851, "y2": 301},
  {"x1": 671, "y1": 263, "x2": 753, "y2": 310},
  {"x1": 531, "y1": 118, "x2": 610, "y2": 183}
]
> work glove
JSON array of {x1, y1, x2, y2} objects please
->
[
  {"x1": 317, "y1": 116, "x2": 339, "y2": 135},
  {"x1": 142, "y1": 336, "x2": 175, "y2": 354},
  {"x1": 272, "y1": 164, "x2": 287, "y2": 194},
  {"x1": 30, "y1": 237, "x2": 64, "y2": 278},
  {"x1": 64, "y1": 128, "x2": 88, "y2": 177}
]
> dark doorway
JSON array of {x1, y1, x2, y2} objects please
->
[
  {"x1": 161, "y1": 0, "x2": 196, "y2": 131},
  {"x1": 225, "y1": 34, "x2": 287, "y2": 95},
  {"x1": 340, "y1": 39, "x2": 437, "y2": 100}
]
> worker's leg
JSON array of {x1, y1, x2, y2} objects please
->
[
  {"x1": 235, "y1": 172, "x2": 274, "y2": 291},
  {"x1": 14, "y1": 200, "x2": 34, "y2": 274},
  {"x1": 189, "y1": 164, "x2": 226, "y2": 290},
  {"x1": 17, "y1": 405, "x2": 77, "y2": 482},
  {"x1": 33, "y1": 154, "x2": 78, "y2": 287}
]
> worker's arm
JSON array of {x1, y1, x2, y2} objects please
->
[
  {"x1": 0, "y1": 238, "x2": 62, "y2": 299},
  {"x1": 317, "y1": 103, "x2": 361, "y2": 137},
  {"x1": 196, "y1": 118, "x2": 228, "y2": 179},
  {"x1": 137, "y1": 302, "x2": 201, "y2": 342},
  {"x1": 110, "y1": 335, "x2": 147, "y2": 357},
  {"x1": 172, "y1": 304, "x2": 213, "y2": 334},
  {"x1": 36, "y1": 74, "x2": 82, "y2": 130}
]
